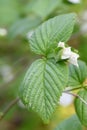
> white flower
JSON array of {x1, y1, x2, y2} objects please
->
[
  {"x1": 57, "y1": 41, "x2": 79, "y2": 67},
  {"x1": 68, "y1": 52, "x2": 79, "y2": 67},
  {"x1": 58, "y1": 42, "x2": 65, "y2": 48},
  {"x1": 68, "y1": 0, "x2": 81, "y2": 4},
  {"x1": 61, "y1": 47, "x2": 71, "y2": 59},
  {"x1": 59, "y1": 93, "x2": 74, "y2": 107}
]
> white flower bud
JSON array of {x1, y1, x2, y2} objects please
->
[{"x1": 58, "y1": 41, "x2": 65, "y2": 48}]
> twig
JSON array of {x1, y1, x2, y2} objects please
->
[
  {"x1": 0, "y1": 97, "x2": 19, "y2": 121},
  {"x1": 63, "y1": 91, "x2": 87, "y2": 105},
  {"x1": 64, "y1": 86, "x2": 87, "y2": 92},
  {"x1": 63, "y1": 91, "x2": 78, "y2": 97}
]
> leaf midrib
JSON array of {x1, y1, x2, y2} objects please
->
[{"x1": 42, "y1": 59, "x2": 48, "y2": 120}]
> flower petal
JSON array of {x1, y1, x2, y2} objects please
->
[
  {"x1": 61, "y1": 47, "x2": 72, "y2": 59},
  {"x1": 68, "y1": 52, "x2": 79, "y2": 67}
]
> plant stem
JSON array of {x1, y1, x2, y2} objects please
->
[
  {"x1": 0, "y1": 97, "x2": 19, "y2": 121},
  {"x1": 64, "y1": 85, "x2": 87, "y2": 92},
  {"x1": 64, "y1": 91, "x2": 87, "y2": 105}
]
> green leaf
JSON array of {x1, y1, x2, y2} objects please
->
[
  {"x1": 54, "y1": 115, "x2": 82, "y2": 130},
  {"x1": 24, "y1": 0, "x2": 62, "y2": 18},
  {"x1": 8, "y1": 16, "x2": 42, "y2": 39},
  {"x1": 68, "y1": 60, "x2": 87, "y2": 88},
  {"x1": 29, "y1": 13, "x2": 76, "y2": 55},
  {"x1": 74, "y1": 89, "x2": 87, "y2": 127},
  {"x1": 19, "y1": 59, "x2": 68, "y2": 123}
]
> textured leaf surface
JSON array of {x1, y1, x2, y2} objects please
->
[
  {"x1": 8, "y1": 16, "x2": 41, "y2": 39},
  {"x1": 19, "y1": 59, "x2": 68, "y2": 123},
  {"x1": 54, "y1": 115, "x2": 82, "y2": 130},
  {"x1": 75, "y1": 89, "x2": 87, "y2": 127},
  {"x1": 68, "y1": 60, "x2": 87, "y2": 88},
  {"x1": 29, "y1": 13, "x2": 76, "y2": 55}
]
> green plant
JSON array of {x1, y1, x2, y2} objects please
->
[
  {"x1": 1, "y1": 12, "x2": 87, "y2": 130},
  {"x1": 18, "y1": 13, "x2": 87, "y2": 129}
]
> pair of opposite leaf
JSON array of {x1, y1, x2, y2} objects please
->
[{"x1": 19, "y1": 13, "x2": 82, "y2": 123}]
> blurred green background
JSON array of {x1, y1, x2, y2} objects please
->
[{"x1": 0, "y1": 0, "x2": 87, "y2": 130}]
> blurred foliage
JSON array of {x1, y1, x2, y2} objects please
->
[
  {"x1": 54, "y1": 115, "x2": 82, "y2": 130},
  {"x1": 0, "y1": 0, "x2": 87, "y2": 130}
]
